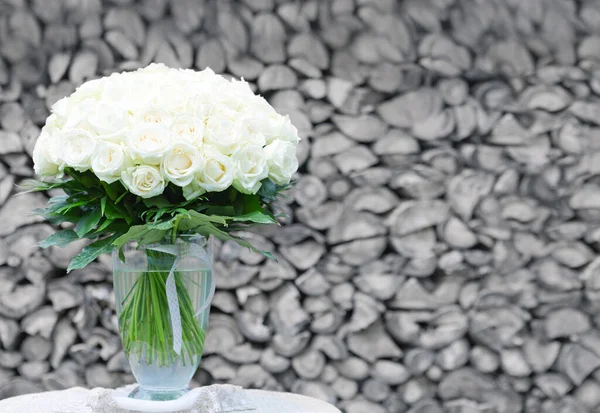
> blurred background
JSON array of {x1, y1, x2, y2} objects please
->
[{"x1": 2, "y1": 0, "x2": 600, "y2": 412}]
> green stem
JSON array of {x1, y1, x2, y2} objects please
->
[{"x1": 117, "y1": 246, "x2": 206, "y2": 368}]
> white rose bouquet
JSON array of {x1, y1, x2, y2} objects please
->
[
  {"x1": 25, "y1": 64, "x2": 299, "y2": 368},
  {"x1": 28, "y1": 63, "x2": 299, "y2": 269}
]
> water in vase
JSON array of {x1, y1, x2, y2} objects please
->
[{"x1": 113, "y1": 268, "x2": 213, "y2": 401}]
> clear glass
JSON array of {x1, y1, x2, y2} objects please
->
[{"x1": 112, "y1": 235, "x2": 214, "y2": 401}]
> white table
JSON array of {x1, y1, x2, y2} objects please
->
[{"x1": 0, "y1": 386, "x2": 341, "y2": 413}]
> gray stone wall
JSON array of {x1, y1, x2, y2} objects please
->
[{"x1": 1, "y1": 0, "x2": 600, "y2": 412}]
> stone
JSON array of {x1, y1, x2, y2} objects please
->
[
  {"x1": 258, "y1": 65, "x2": 297, "y2": 91},
  {"x1": 500, "y1": 348, "x2": 532, "y2": 377},
  {"x1": 311, "y1": 131, "x2": 355, "y2": 157},
  {"x1": 272, "y1": 332, "x2": 311, "y2": 358},
  {"x1": 362, "y1": 379, "x2": 390, "y2": 403},
  {"x1": 280, "y1": 241, "x2": 325, "y2": 271},
  {"x1": 573, "y1": 379, "x2": 600, "y2": 410},
  {"x1": 292, "y1": 349, "x2": 326, "y2": 380},
  {"x1": 0, "y1": 193, "x2": 47, "y2": 236},
  {"x1": 437, "y1": 339, "x2": 470, "y2": 371},
  {"x1": 20, "y1": 306, "x2": 57, "y2": 339},
  {"x1": 21, "y1": 335, "x2": 51, "y2": 362},
  {"x1": 332, "y1": 146, "x2": 378, "y2": 175},
  {"x1": 196, "y1": 39, "x2": 226, "y2": 73},
  {"x1": 221, "y1": 343, "x2": 262, "y2": 364},
  {"x1": 544, "y1": 308, "x2": 591, "y2": 339},
  {"x1": 295, "y1": 268, "x2": 330, "y2": 296},
  {"x1": 344, "y1": 187, "x2": 400, "y2": 214},
  {"x1": 203, "y1": 314, "x2": 244, "y2": 356},
  {"x1": 347, "y1": 320, "x2": 402, "y2": 362},
  {"x1": 331, "y1": 377, "x2": 358, "y2": 400},
  {"x1": 343, "y1": 399, "x2": 387, "y2": 413},
  {"x1": 470, "y1": 346, "x2": 499, "y2": 374},
  {"x1": 260, "y1": 348, "x2": 290, "y2": 374},
  {"x1": 332, "y1": 114, "x2": 388, "y2": 142},
  {"x1": 214, "y1": 262, "x2": 258, "y2": 289},
  {"x1": 376, "y1": 88, "x2": 443, "y2": 128},
  {"x1": 0, "y1": 283, "x2": 45, "y2": 319},
  {"x1": 288, "y1": 33, "x2": 329, "y2": 70},
  {"x1": 48, "y1": 282, "x2": 84, "y2": 311},
  {"x1": 251, "y1": 13, "x2": 286, "y2": 63},
  {"x1": 331, "y1": 237, "x2": 387, "y2": 267},
  {"x1": 297, "y1": 202, "x2": 345, "y2": 231},
  {"x1": 371, "y1": 360, "x2": 411, "y2": 385},
  {"x1": 388, "y1": 200, "x2": 449, "y2": 237},
  {"x1": 327, "y1": 211, "x2": 386, "y2": 244},
  {"x1": 353, "y1": 273, "x2": 402, "y2": 301},
  {"x1": 293, "y1": 175, "x2": 327, "y2": 208},
  {"x1": 236, "y1": 311, "x2": 271, "y2": 343},
  {"x1": 558, "y1": 343, "x2": 600, "y2": 385},
  {"x1": 448, "y1": 170, "x2": 495, "y2": 220},
  {"x1": 534, "y1": 373, "x2": 573, "y2": 399},
  {"x1": 334, "y1": 357, "x2": 370, "y2": 381},
  {"x1": 269, "y1": 286, "x2": 309, "y2": 333}
]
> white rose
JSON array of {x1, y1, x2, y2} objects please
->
[
  {"x1": 58, "y1": 128, "x2": 97, "y2": 171},
  {"x1": 229, "y1": 78, "x2": 255, "y2": 98},
  {"x1": 43, "y1": 113, "x2": 62, "y2": 135},
  {"x1": 121, "y1": 165, "x2": 165, "y2": 198},
  {"x1": 91, "y1": 142, "x2": 129, "y2": 184},
  {"x1": 52, "y1": 97, "x2": 95, "y2": 130},
  {"x1": 204, "y1": 115, "x2": 242, "y2": 155},
  {"x1": 127, "y1": 125, "x2": 172, "y2": 164},
  {"x1": 33, "y1": 130, "x2": 61, "y2": 177},
  {"x1": 197, "y1": 149, "x2": 234, "y2": 192},
  {"x1": 264, "y1": 140, "x2": 299, "y2": 185},
  {"x1": 135, "y1": 105, "x2": 172, "y2": 126},
  {"x1": 87, "y1": 102, "x2": 129, "y2": 139},
  {"x1": 139, "y1": 63, "x2": 170, "y2": 74},
  {"x1": 161, "y1": 142, "x2": 201, "y2": 187},
  {"x1": 232, "y1": 145, "x2": 268, "y2": 194},
  {"x1": 170, "y1": 115, "x2": 205, "y2": 146},
  {"x1": 182, "y1": 180, "x2": 206, "y2": 201},
  {"x1": 237, "y1": 117, "x2": 266, "y2": 147},
  {"x1": 278, "y1": 116, "x2": 300, "y2": 144},
  {"x1": 51, "y1": 97, "x2": 70, "y2": 123},
  {"x1": 73, "y1": 77, "x2": 105, "y2": 101}
]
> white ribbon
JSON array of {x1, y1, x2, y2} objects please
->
[{"x1": 148, "y1": 237, "x2": 215, "y2": 356}]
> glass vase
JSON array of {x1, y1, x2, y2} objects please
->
[{"x1": 112, "y1": 235, "x2": 214, "y2": 401}]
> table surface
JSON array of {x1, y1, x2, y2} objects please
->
[{"x1": 0, "y1": 386, "x2": 341, "y2": 413}]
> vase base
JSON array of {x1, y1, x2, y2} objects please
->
[{"x1": 128, "y1": 386, "x2": 190, "y2": 401}]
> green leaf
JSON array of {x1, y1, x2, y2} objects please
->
[
  {"x1": 105, "y1": 201, "x2": 132, "y2": 224},
  {"x1": 148, "y1": 220, "x2": 175, "y2": 231},
  {"x1": 95, "y1": 218, "x2": 114, "y2": 234},
  {"x1": 75, "y1": 208, "x2": 102, "y2": 238},
  {"x1": 100, "y1": 180, "x2": 124, "y2": 201},
  {"x1": 138, "y1": 229, "x2": 167, "y2": 245},
  {"x1": 17, "y1": 179, "x2": 52, "y2": 193},
  {"x1": 67, "y1": 235, "x2": 117, "y2": 273},
  {"x1": 232, "y1": 210, "x2": 276, "y2": 224},
  {"x1": 56, "y1": 200, "x2": 90, "y2": 214},
  {"x1": 204, "y1": 206, "x2": 235, "y2": 216},
  {"x1": 100, "y1": 197, "x2": 107, "y2": 216},
  {"x1": 39, "y1": 230, "x2": 80, "y2": 249},
  {"x1": 115, "y1": 191, "x2": 128, "y2": 204},
  {"x1": 187, "y1": 210, "x2": 227, "y2": 225},
  {"x1": 258, "y1": 179, "x2": 278, "y2": 200},
  {"x1": 191, "y1": 221, "x2": 274, "y2": 259},
  {"x1": 113, "y1": 225, "x2": 150, "y2": 249},
  {"x1": 143, "y1": 197, "x2": 172, "y2": 209}
]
